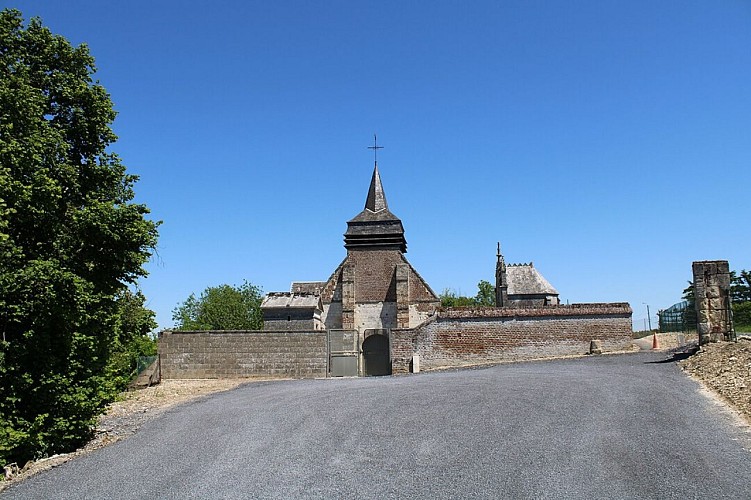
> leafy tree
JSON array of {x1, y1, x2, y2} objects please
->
[
  {"x1": 731, "y1": 270, "x2": 751, "y2": 331},
  {"x1": 440, "y1": 281, "x2": 496, "y2": 308},
  {"x1": 173, "y1": 281, "x2": 264, "y2": 330},
  {"x1": 734, "y1": 302, "x2": 751, "y2": 331},
  {"x1": 731, "y1": 270, "x2": 751, "y2": 303},
  {"x1": 475, "y1": 280, "x2": 495, "y2": 307},
  {"x1": 439, "y1": 288, "x2": 476, "y2": 308},
  {"x1": 107, "y1": 289, "x2": 158, "y2": 386},
  {"x1": 0, "y1": 10, "x2": 158, "y2": 464}
]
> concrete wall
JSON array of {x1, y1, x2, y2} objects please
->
[
  {"x1": 391, "y1": 303, "x2": 633, "y2": 373},
  {"x1": 159, "y1": 330, "x2": 327, "y2": 379}
]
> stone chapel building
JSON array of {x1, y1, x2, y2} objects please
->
[{"x1": 495, "y1": 243, "x2": 560, "y2": 307}]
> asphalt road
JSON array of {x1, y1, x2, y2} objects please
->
[{"x1": 4, "y1": 352, "x2": 751, "y2": 499}]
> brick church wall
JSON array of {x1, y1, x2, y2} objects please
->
[
  {"x1": 391, "y1": 303, "x2": 633, "y2": 373},
  {"x1": 159, "y1": 330, "x2": 327, "y2": 379}
]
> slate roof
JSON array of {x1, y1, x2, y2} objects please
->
[
  {"x1": 260, "y1": 293, "x2": 322, "y2": 309},
  {"x1": 344, "y1": 165, "x2": 407, "y2": 252},
  {"x1": 365, "y1": 165, "x2": 388, "y2": 212},
  {"x1": 506, "y1": 264, "x2": 558, "y2": 296}
]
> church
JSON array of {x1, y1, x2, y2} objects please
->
[
  {"x1": 261, "y1": 162, "x2": 441, "y2": 374},
  {"x1": 161, "y1": 150, "x2": 632, "y2": 379},
  {"x1": 260, "y1": 157, "x2": 564, "y2": 375},
  {"x1": 261, "y1": 164, "x2": 440, "y2": 331},
  {"x1": 261, "y1": 162, "x2": 562, "y2": 327}
]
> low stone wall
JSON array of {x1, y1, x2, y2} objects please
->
[
  {"x1": 159, "y1": 330, "x2": 327, "y2": 379},
  {"x1": 391, "y1": 303, "x2": 633, "y2": 373}
]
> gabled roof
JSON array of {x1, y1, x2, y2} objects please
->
[
  {"x1": 506, "y1": 264, "x2": 558, "y2": 296},
  {"x1": 260, "y1": 292, "x2": 322, "y2": 310}
]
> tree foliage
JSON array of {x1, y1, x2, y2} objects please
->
[
  {"x1": 731, "y1": 270, "x2": 751, "y2": 303},
  {"x1": 440, "y1": 280, "x2": 496, "y2": 308},
  {"x1": 0, "y1": 9, "x2": 159, "y2": 464},
  {"x1": 475, "y1": 280, "x2": 495, "y2": 307},
  {"x1": 172, "y1": 281, "x2": 264, "y2": 331},
  {"x1": 107, "y1": 289, "x2": 158, "y2": 384}
]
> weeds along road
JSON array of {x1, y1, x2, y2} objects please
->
[{"x1": 4, "y1": 352, "x2": 751, "y2": 499}]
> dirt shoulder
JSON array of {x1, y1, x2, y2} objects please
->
[{"x1": 679, "y1": 337, "x2": 751, "y2": 423}]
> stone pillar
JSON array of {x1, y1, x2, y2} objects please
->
[
  {"x1": 693, "y1": 260, "x2": 732, "y2": 345},
  {"x1": 396, "y1": 264, "x2": 410, "y2": 328},
  {"x1": 341, "y1": 264, "x2": 355, "y2": 331}
]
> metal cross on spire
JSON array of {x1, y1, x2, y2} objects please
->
[{"x1": 367, "y1": 133, "x2": 384, "y2": 166}]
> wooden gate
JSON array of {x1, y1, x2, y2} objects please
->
[{"x1": 328, "y1": 329, "x2": 359, "y2": 377}]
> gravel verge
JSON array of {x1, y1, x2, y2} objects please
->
[{"x1": 679, "y1": 337, "x2": 751, "y2": 423}]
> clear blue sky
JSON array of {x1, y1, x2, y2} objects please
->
[{"x1": 8, "y1": 1, "x2": 751, "y2": 330}]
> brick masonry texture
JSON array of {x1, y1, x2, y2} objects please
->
[
  {"x1": 159, "y1": 330, "x2": 327, "y2": 379},
  {"x1": 159, "y1": 304, "x2": 632, "y2": 378},
  {"x1": 390, "y1": 303, "x2": 633, "y2": 374},
  {"x1": 320, "y1": 250, "x2": 438, "y2": 305}
]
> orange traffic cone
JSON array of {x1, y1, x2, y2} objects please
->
[{"x1": 652, "y1": 332, "x2": 659, "y2": 350}]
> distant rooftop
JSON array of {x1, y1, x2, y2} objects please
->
[
  {"x1": 260, "y1": 292, "x2": 322, "y2": 309},
  {"x1": 290, "y1": 281, "x2": 326, "y2": 295},
  {"x1": 507, "y1": 264, "x2": 558, "y2": 296}
]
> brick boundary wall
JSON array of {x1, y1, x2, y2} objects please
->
[
  {"x1": 390, "y1": 303, "x2": 633, "y2": 373},
  {"x1": 158, "y1": 330, "x2": 327, "y2": 379}
]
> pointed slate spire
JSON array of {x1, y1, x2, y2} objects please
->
[
  {"x1": 364, "y1": 165, "x2": 388, "y2": 213},
  {"x1": 344, "y1": 164, "x2": 407, "y2": 253}
]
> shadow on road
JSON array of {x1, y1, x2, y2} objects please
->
[{"x1": 644, "y1": 348, "x2": 699, "y2": 364}]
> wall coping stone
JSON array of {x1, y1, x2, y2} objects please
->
[
  {"x1": 438, "y1": 303, "x2": 632, "y2": 319},
  {"x1": 161, "y1": 330, "x2": 322, "y2": 335}
]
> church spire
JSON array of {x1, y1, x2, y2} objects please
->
[
  {"x1": 364, "y1": 165, "x2": 388, "y2": 213},
  {"x1": 344, "y1": 153, "x2": 407, "y2": 253}
]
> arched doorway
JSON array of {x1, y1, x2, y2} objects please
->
[{"x1": 362, "y1": 334, "x2": 391, "y2": 376}]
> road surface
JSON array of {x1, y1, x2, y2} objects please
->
[{"x1": 4, "y1": 352, "x2": 750, "y2": 499}]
